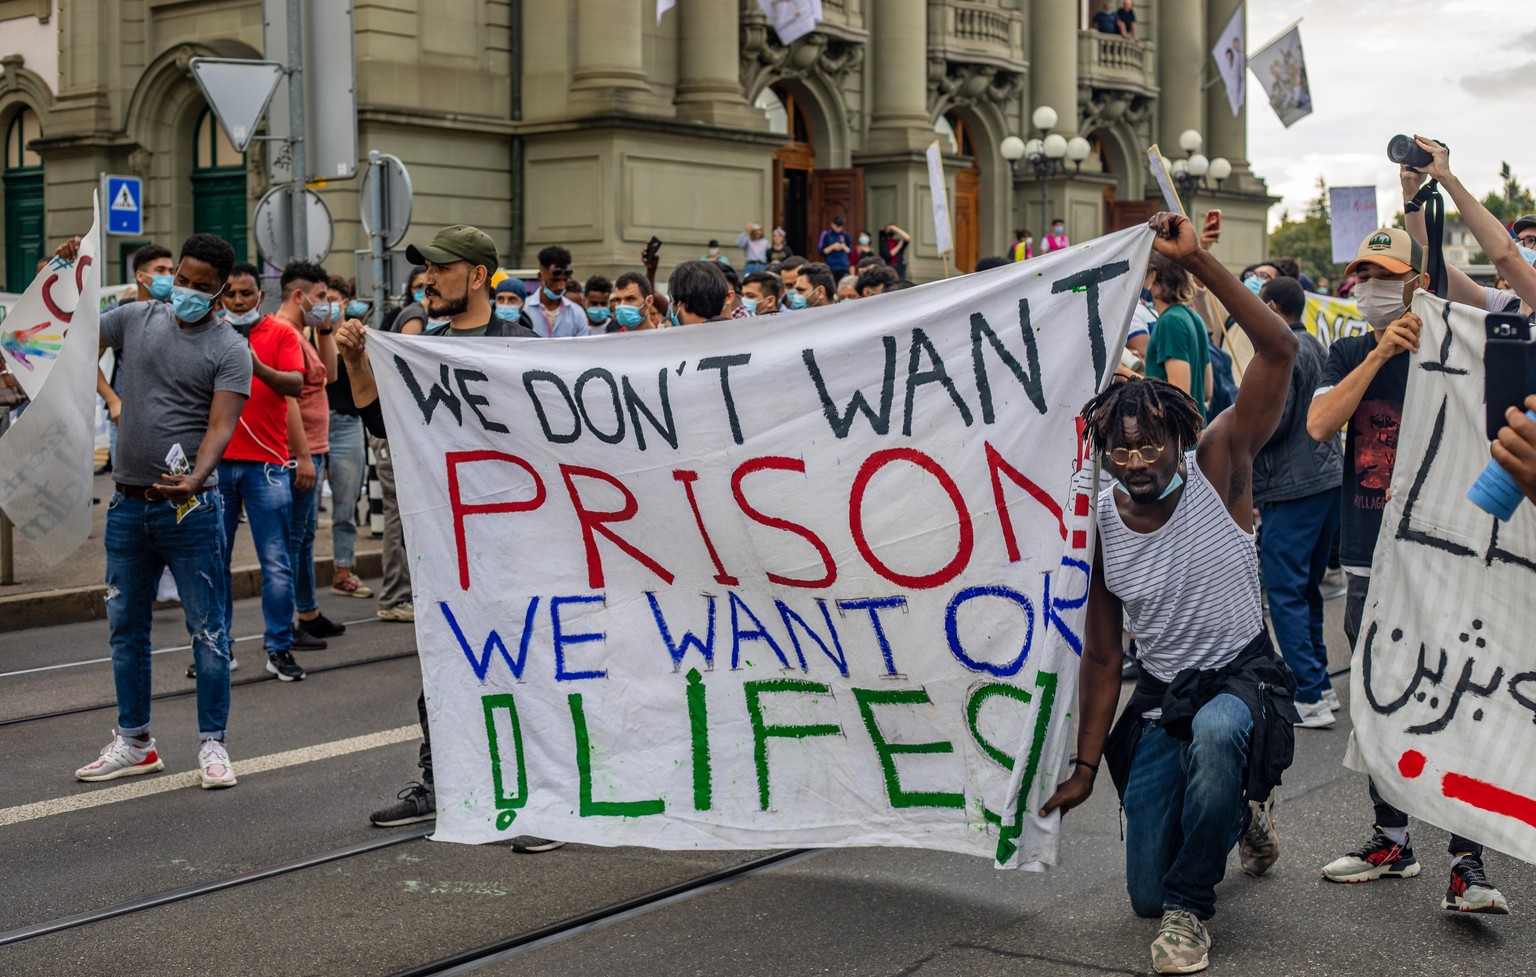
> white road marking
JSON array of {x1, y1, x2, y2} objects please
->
[
  {"x1": 0, "y1": 617, "x2": 385, "y2": 679},
  {"x1": 0, "y1": 724, "x2": 418, "y2": 828}
]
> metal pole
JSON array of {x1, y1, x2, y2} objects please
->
[
  {"x1": 368, "y1": 151, "x2": 387, "y2": 329},
  {"x1": 286, "y1": 0, "x2": 308, "y2": 263},
  {"x1": 1, "y1": 512, "x2": 14, "y2": 586},
  {"x1": 1040, "y1": 171, "x2": 1050, "y2": 243}
]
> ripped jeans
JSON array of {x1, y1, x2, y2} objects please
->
[{"x1": 105, "y1": 489, "x2": 231, "y2": 740}]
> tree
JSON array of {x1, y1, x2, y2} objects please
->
[
  {"x1": 1478, "y1": 162, "x2": 1535, "y2": 225},
  {"x1": 1269, "y1": 176, "x2": 1346, "y2": 284}
]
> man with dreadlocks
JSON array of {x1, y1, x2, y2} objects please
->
[{"x1": 1043, "y1": 213, "x2": 1302, "y2": 975}]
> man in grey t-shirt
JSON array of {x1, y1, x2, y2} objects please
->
[{"x1": 73, "y1": 233, "x2": 254, "y2": 791}]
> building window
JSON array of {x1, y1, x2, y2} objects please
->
[
  {"x1": 190, "y1": 107, "x2": 248, "y2": 262},
  {"x1": 193, "y1": 107, "x2": 243, "y2": 169},
  {"x1": 3, "y1": 106, "x2": 45, "y2": 291},
  {"x1": 4, "y1": 107, "x2": 42, "y2": 169}
]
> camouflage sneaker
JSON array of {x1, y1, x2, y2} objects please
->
[
  {"x1": 1239, "y1": 798, "x2": 1280, "y2": 877},
  {"x1": 1151, "y1": 909, "x2": 1210, "y2": 974}
]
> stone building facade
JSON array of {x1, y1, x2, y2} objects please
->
[{"x1": 0, "y1": 0, "x2": 1274, "y2": 292}]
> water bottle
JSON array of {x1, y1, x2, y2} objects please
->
[{"x1": 1468, "y1": 409, "x2": 1536, "y2": 520}]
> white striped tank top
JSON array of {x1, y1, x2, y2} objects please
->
[{"x1": 1097, "y1": 451, "x2": 1264, "y2": 683}]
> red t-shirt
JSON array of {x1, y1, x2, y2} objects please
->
[
  {"x1": 224, "y1": 315, "x2": 304, "y2": 464},
  {"x1": 290, "y1": 327, "x2": 329, "y2": 455}
]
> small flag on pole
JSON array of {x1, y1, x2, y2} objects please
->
[
  {"x1": 1211, "y1": 3, "x2": 1246, "y2": 117},
  {"x1": 1249, "y1": 21, "x2": 1313, "y2": 127}
]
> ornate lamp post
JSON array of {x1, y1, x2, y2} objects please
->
[
  {"x1": 1001, "y1": 106, "x2": 1091, "y2": 238},
  {"x1": 1168, "y1": 128, "x2": 1231, "y2": 213}
]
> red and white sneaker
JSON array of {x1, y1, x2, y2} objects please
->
[
  {"x1": 75, "y1": 731, "x2": 165, "y2": 782},
  {"x1": 331, "y1": 574, "x2": 374, "y2": 599},
  {"x1": 197, "y1": 739, "x2": 237, "y2": 789}
]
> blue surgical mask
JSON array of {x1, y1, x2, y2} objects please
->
[
  {"x1": 148, "y1": 274, "x2": 174, "y2": 301},
  {"x1": 426, "y1": 318, "x2": 450, "y2": 331},
  {"x1": 786, "y1": 291, "x2": 808, "y2": 310},
  {"x1": 668, "y1": 309, "x2": 680, "y2": 327},
  {"x1": 543, "y1": 286, "x2": 563, "y2": 302},
  {"x1": 1520, "y1": 245, "x2": 1536, "y2": 267},
  {"x1": 614, "y1": 305, "x2": 646, "y2": 330},
  {"x1": 345, "y1": 299, "x2": 369, "y2": 318},
  {"x1": 1244, "y1": 275, "x2": 1265, "y2": 296},
  {"x1": 171, "y1": 285, "x2": 219, "y2": 323},
  {"x1": 493, "y1": 305, "x2": 521, "y2": 323},
  {"x1": 412, "y1": 289, "x2": 426, "y2": 304},
  {"x1": 740, "y1": 296, "x2": 759, "y2": 315},
  {"x1": 587, "y1": 306, "x2": 611, "y2": 325},
  {"x1": 1140, "y1": 287, "x2": 1153, "y2": 303},
  {"x1": 302, "y1": 297, "x2": 329, "y2": 329},
  {"x1": 225, "y1": 308, "x2": 262, "y2": 328},
  {"x1": 328, "y1": 302, "x2": 343, "y2": 322},
  {"x1": 1115, "y1": 469, "x2": 1185, "y2": 501}
]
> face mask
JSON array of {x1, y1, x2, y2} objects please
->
[
  {"x1": 225, "y1": 307, "x2": 262, "y2": 328},
  {"x1": 412, "y1": 289, "x2": 426, "y2": 304},
  {"x1": 345, "y1": 299, "x2": 368, "y2": 318},
  {"x1": 171, "y1": 285, "x2": 218, "y2": 323},
  {"x1": 543, "y1": 286, "x2": 563, "y2": 302},
  {"x1": 147, "y1": 274, "x2": 174, "y2": 301},
  {"x1": 1520, "y1": 245, "x2": 1536, "y2": 267},
  {"x1": 614, "y1": 304, "x2": 646, "y2": 330},
  {"x1": 1353, "y1": 276, "x2": 1409, "y2": 329},
  {"x1": 301, "y1": 296, "x2": 330, "y2": 328},
  {"x1": 740, "y1": 296, "x2": 759, "y2": 315},
  {"x1": 426, "y1": 318, "x2": 450, "y2": 330},
  {"x1": 1244, "y1": 275, "x2": 1265, "y2": 296},
  {"x1": 1140, "y1": 287, "x2": 1153, "y2": 304},
  {"x1": 587, "y1": 306, "x2": 611, "y2": 325},
  {"x1": 667, "y1": 308, "x2": 680, "y2": 327},
  {"x1": 328, "y1": 302, "x2": 343, "y2": 322},
  {"x1": 858, "y1": 235, "x2": 870, "y2": 246},
  {"x1": 1116, "y1": 469, "x2": 1184, "y2": 501},
  {"x1": 1052, "y1": 225, "x2": 1064, "y2": 234},
  {"x1": 493, "y1": 305, "x2": 521, "y2": 323},
  {"x1": 786, "y1": 291, "x2": 808, "y2": 310}
]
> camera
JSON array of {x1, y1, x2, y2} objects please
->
[
  {"x1": 1387, "y1": 134, "x2": 1440, "y2": 171},
  {"x1": 1467, "y1": 312, "x2": 1536, "y2": 519}
]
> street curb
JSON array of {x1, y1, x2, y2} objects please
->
[{"x1": 0, "y1": 551, "x2": 384, "y2": 634}]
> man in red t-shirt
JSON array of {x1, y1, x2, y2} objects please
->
[{"x1": 216, "y1": 265, "x2": 311, "y2": 681}]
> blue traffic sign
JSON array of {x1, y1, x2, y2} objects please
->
[{"x1": 106, "y1": 175, "x2": 142, "y2": 236}]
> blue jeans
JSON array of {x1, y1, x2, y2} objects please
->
[
  {"x1": 217, "y1": 459, "x2": 294, "y2": 653},
  {"x1": 326, "y1": 413, "x2": 366, "y2": 570},
  {"x1": 289, "y1": 452, "x2": 325, "y2": 614},
  {"x1": 105, "y1": 490, "x2": 231, "y2": 740},
  {"x1": 1259, "y1": 489, "x2": 1341, "y2": 705},
  {"x1": 1123, "y1": 694, "x2": 1253, "y2": 920}
]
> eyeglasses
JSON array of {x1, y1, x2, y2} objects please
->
[
  {"x1": 1517, "y1": 235, "x2": 1536, "y2": 250},
  {"x1": 1104, "y1": 444, "x2": 1166, "y2": 466}
]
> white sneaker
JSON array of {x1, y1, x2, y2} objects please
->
[
  {"x1": 76, "y1": 731, "x2": 165, "y2": 782},
  {"x1": 1293, "y1": 698, "x2": 1336, "y2": 729},
  {"x1": 198, "y1": 739, "x2": 237, "y2": 789},
  {"x1": 1323, "y1": 688, "x2": 1341, "y2": 713}
]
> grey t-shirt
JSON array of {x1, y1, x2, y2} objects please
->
[{"x1": 102, "y1": 301, "x2": 252, "y2": 488}]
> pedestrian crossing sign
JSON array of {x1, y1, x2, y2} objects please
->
[{"x1": 105, "y1": 175, "x2": 142, "y2": 236}]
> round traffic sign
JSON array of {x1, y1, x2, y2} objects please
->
[
  {"x1": 360, "y1": 153, "x2": 414, "y2": 250},
  {"x1": 253, "y1": 187, "x2": 334, "y2": 265}
]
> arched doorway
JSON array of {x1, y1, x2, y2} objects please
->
[
  {"x1": 757, "y1": 84, "x2": 864, "y2": 261},
  {"x1": 935, "y1": 112, "x2": 980, "y2": 274},
  {"x1": 191, "y1": 107, "x2": 247, "y2": 261},
  {"x1": 3, "y1": 107, "x2": 44, "y2": 291}
]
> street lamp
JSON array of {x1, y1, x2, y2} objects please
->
[
  {"x1": 1167, "y1": 128, "x2": 1230, "y2": 211},
  {"x1": 1001, "y1": 106, "x2": 1091, "y2": 240}
]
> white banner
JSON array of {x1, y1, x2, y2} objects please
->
[
  {"x1": 757, "y1": 0, "x2": 821, "y2": 45},
  {"x1": 1329, "y1": 187, "x2": 1380, "y2": 265},
  {"x1": 366, "y1": 227, "x2": 1152, "y2": 868},
  {"x1": 0, "y1": 194, "x2": 102, "y2": 566},
  {"x1": 1250, "y1": 23, "x2": 1313, "y2": 128},
  {"x1": 926, "y1": 141, "x2": 953, "y2": 259},
  {"x1": 1347, "y1": 291, "x2": 1536, "y2": 865},
  {"x1": 1211, "y1": 3, "x2": 1246, "y2": 118}
]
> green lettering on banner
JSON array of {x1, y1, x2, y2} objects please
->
[
  {"x1": 686, "y1": 668, "x2": 712, "y2": 811},
  {"x1": 744, "y1": 679, "x2": 843, "y2": 811},
  {"x1": 482, "y1": 693, "x2": 528, "y2": 831},
  {"x1": 965, "y1": 682, "x2": 1035, "y2": 826},
  {"x1": 852, "y1": 688, "x2": 964, "y2": 809},
  {"x1": 994, "y1": 670, "x2": 1058, "y2": 864},
  {"x1": 568, "y1": 692, "x2": 666, "y2": 818}
]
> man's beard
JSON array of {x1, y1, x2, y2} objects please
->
[{"x1": 428, "y1": 289, "x2": 469, "y2": 318}]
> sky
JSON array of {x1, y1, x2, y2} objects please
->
[{"x1": 1243, "y1": 1, "x2": 1536, "y2": 228}]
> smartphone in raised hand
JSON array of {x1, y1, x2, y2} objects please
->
[{"x1": 1201, "y1": 209, "x2": 1222, "y2": 247}]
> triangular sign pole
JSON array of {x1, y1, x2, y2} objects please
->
[{"x1": 188, "y1": 58, "x2": 286, "y2": 154}]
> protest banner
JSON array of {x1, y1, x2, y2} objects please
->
[
  {"x1": 1347, "y1": 291, "x2": 1536, "y2": 865},
  {"x1": 0, "y1": 195, "x2": 101, "y2": 566},
  {"x1": 1329, "y1": 187, "x2": 1380, "y2": 265},
  {"x1": 926, "y1": 141, "x2": 953, "y2": 267},
  {"x1": 1223, "y1": 290, "x2": 1366, "y2": 375},
  {"x1": 365, "y1": 226, "x2": 1153, "y2": 869}
]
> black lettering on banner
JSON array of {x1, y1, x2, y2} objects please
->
[
  {"x1": 1360, "y1": 621, "x2": 1448, "y2": 716},
  {"x1": 395, "y1": 356, "x2": 463, "y2": 426},
  {"x1": 1395, "y1": 397, "x2": 1477, "y2": 558},
  {"x1": 623, "y1": 370, "x2": 678, "y2": 451},
  {"x1": 1419, "y1": 300, "x2": 1469, "y2": 376},
  {"x1": 970, "y1": 301, "x2": 1047, "y2": 420},
  {"x1": 803, "y1": 337, "x2": 897, "y2": 439},
  {"x1": 454, "y1": 369, "x2": 509, "y2": 434},
  {"x1": 1486, "y1": 519, "x2": 1536, "y2": 576},
  {"x1": 575, "y1": 368, "x2": 626, "y2": 445},
  {"x1": 697, "y1": 354, "x2": 751, "y2": 446},
  {"x1": 523, "y1": 370, "x2": 582, "y2": 444},
  {"x1": 903, "y1": 328, "x2": 973, "y2": 436},
  {"x1": 1049, "y1": 260, "x2": 1131, "y2": 386}
]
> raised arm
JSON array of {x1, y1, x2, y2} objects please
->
[
  {"x1": 1415, "y1": 135, "x2": 1536, "y2": 308},
  {"x1": 1400, "y1": 165, "x2": 1496, "y2": 309}
]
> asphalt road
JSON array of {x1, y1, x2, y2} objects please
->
[{"x1": 1, "y1": 589, "x2": 1531, "y2": 977}]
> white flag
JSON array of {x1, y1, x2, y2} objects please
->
[
  {"x1": 1249, "y1": 22, "x2": 1313, "y2": 128},
  {"x1": 757, "y1": 0, "x2": 822, "y2": 45},
  {"x1": 656, "y1": 0, "x2": 674, "y2": 26},
  {"x1": 0, "y1": 193, "x2": 102, "y2": 566},
  {"x1": 1211, "y1": 3, "x2": 1246, "y2": 117},
  {"x1": 926, "y1": 141, "x2": 953, "y2": 259}
]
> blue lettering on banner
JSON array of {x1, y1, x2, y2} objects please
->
[
  {"x1": 646, "y1": 591, "x2": 717, "y2": 670},
  {"x1": 440, "y1": 598, "x2": 537, "y2": 681},
  {"x1": 944, "y1": 585, "x2": 1035, "y2": 677},
  {"x1": 552, "y1": 594, "x2": 608, "y2": 681}
]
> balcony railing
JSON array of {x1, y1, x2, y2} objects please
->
[
  {"x1": 930, "y1": 1, "x2": 1025, "y2": 64},
  {"x1": 1078, "y1": 30, "x2": 1158, "y2": 96}
]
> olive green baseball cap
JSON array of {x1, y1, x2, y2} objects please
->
[{"x1": 406, "y1": 225, "x2": 499, "y2": 274}]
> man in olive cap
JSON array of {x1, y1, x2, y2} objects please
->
[{"x1": 403, "y1": 225, "x2": 532, "y2": 338}]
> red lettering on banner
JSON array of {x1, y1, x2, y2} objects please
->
[
  {"x1": 850, "y1": 448, "x2": 973, "y2": 589},
  {"x1": 983, "y1": 441, "x2": 1065, "y2": 563},
  {"x1": 731, "y1": 457, "x2": 837, "y2": 588},
  {"x1": 74, "y1": 255, "x2": 94, "y2": 296},
  {"x1": 674, "y1": 469, "x2": 740, "y2": 586},
  {"x1": 561, "y1": 465, "x2": 676, "y2": 589},
  {"x1": 41, "y1": 273, "x2": 72, "y2": 322},
  {"x1": 447, "y1": 451, "x2": 547, "y2": 591}
]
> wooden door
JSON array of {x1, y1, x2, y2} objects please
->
[
  {"x1": 1107, "y1": 198, "x2": 1160, "y2": 233},
  {"x1": 808, "y1": 167, "x2": 865, "y2": 261},
  {"x1": 953, "y1": 167, "x2": 980, "y2": 274}
]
